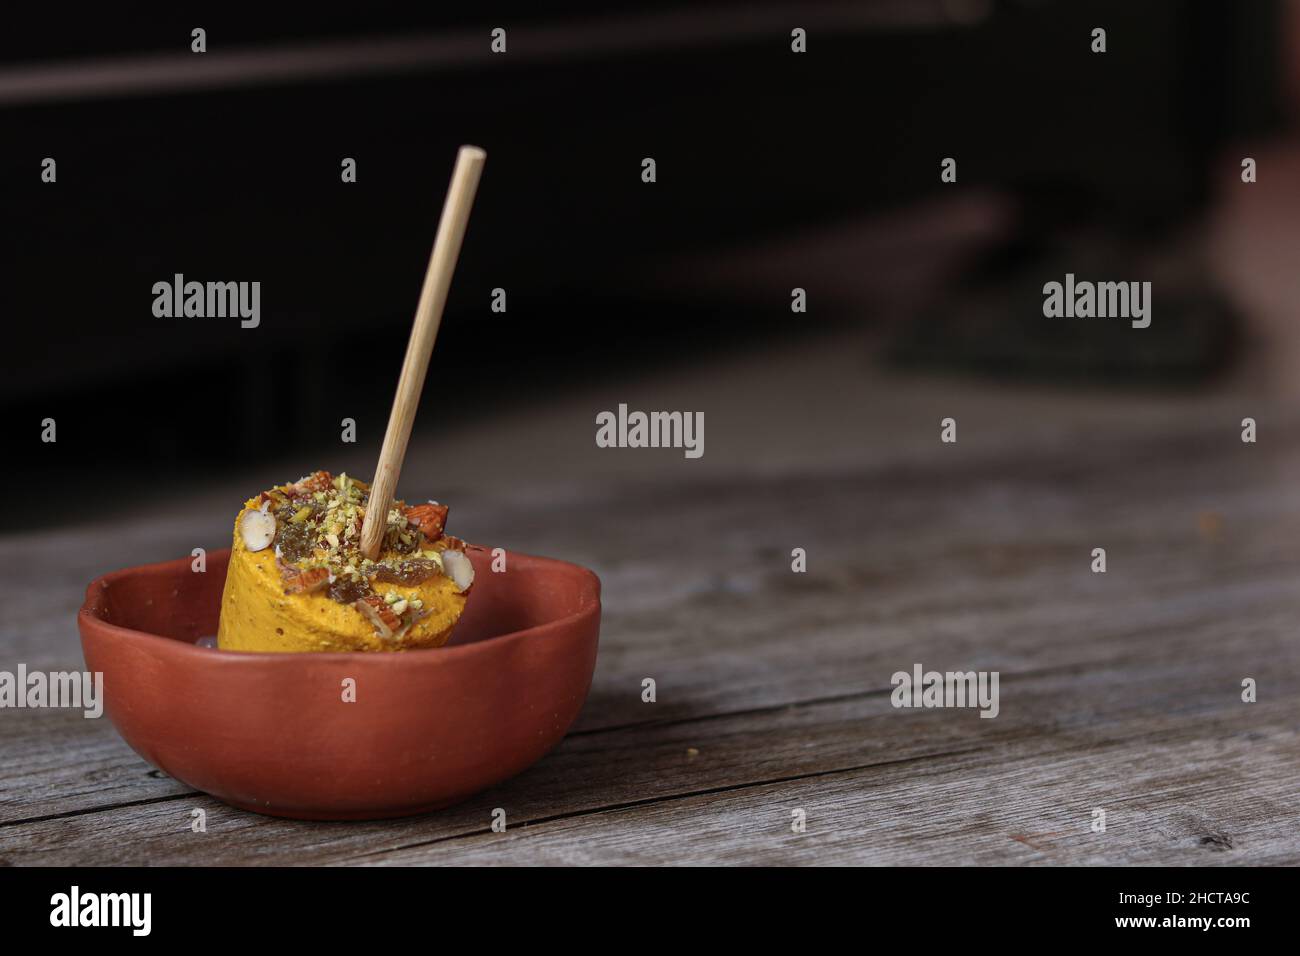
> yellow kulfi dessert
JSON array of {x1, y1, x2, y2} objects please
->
[{"x1": 217, "y1": 471, "x2": 475, "y2": 653}]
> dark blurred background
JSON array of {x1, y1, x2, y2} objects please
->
[{"x1": 0, "y1": 0, "x2": 1287, "y2": 525}]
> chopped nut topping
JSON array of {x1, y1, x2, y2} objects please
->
[
  {"x1": 280, "y1": 564, "x2": 330, "y2": 595},
  {"x1": 289, "y1": 471, "x2": 335, "y2": 496},
  {"x1": 354, "y1": 593, "x2": 403, "y2": 639},
  {"x1": 254, "y1": 471, "x2": 462, "y2": 636},
  {"x1": 403, "y1": 502, "x2": 449, "y2": 538}
]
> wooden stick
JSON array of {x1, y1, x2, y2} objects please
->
[{"x1": 359, "y1": 145, "x2": 486, "y2": 559}]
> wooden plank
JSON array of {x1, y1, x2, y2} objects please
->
[
  {"x1": 6, "y1": 416, "x2": 1299, "y2": 694},
  {"x1": 0, "y1": 712, "x2": 193, "y2": 825},
  {"x1": 3, "y1": 365, "x2": 1298, "y2": 862},
  {"x1": 0, "y1": 647, "x2": 1288, "y2": 864},
  {"x1": 4, "y1": 483, "x2": 1295, "y2": 826},
  {"x1": 360, "y1": 717, "x2": 1300, "y2": 866}
]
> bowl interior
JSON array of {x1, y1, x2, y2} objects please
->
[{"x1": 88, "y1": 547, "x2": 596, "y2": 651}]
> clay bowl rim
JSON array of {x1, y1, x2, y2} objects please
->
[{"x1": 79, "y1": 546, "x2": 602, "y2": 665}]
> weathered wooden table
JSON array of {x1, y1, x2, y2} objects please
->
[{"x1": 3, "y1": 333, "x2": 1298, "y2": 864}]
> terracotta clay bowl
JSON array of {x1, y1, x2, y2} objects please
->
[{"x1": 78, "y1": 547, "x2": 600, "y2": 820}]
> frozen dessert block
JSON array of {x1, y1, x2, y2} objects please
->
[{"x1": 217, "y1": 471, "x2": 474, "y2": 653}]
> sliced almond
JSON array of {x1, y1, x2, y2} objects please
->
[
  {"x1": 441, "y1": 549, "x2": 475, "y2": 593},
  {"x1": 355, "y1": 594, "x2": 401, "y2": 639},
  {"x1": 280, "y1": 564, "x2": 330, "y2": 595},
  {"x1": 403, "y1": 502, "x2": 449, "y2": 538},
  {"x1": 289, "y1": 471, "x2": 334, "y2": 496},
  {"x1": 240, "y1": 507, "x2": 276, "y2": 552}
]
